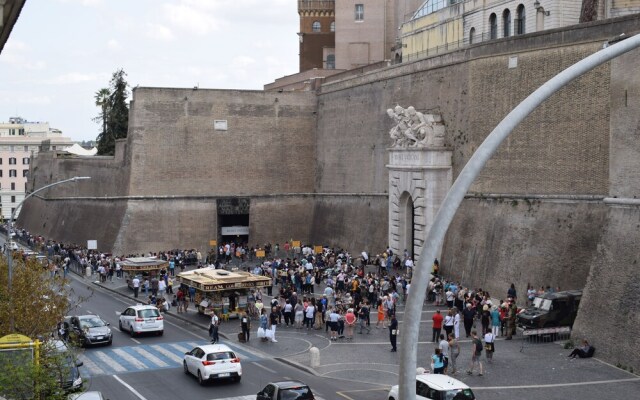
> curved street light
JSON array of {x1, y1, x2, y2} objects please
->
[{"x1": 6, "y1": 176, "x2": 91, "y2": 332}]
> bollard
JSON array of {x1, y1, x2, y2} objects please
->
[
  {"x1": 309, "y1": 347, "x2": 320, "y2": 368},
  {"x1": 86, "y1": 266, "x2": 92, "y2": 277}
]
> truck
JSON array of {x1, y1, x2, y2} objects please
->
[{"x1": 517, "y1": 289, "x2": 582, "y2": 330}]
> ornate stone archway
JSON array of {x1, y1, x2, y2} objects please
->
[{"x1": 386, "y1": 106, "x2": 452, "y2": 262}]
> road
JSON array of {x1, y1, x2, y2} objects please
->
[{"x1": 66, "y1": 274, "x2": 383, "y2": 400}]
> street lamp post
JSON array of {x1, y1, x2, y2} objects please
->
[{"x1": 6, "y1": 176, "x2": 91, "y2": 333}]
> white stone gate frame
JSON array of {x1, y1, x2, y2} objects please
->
[{"x1": 386, "y1": 106, "x2": 452, "y2": 262}]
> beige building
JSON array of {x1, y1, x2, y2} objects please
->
[{"x1": 0, "y1": 117, "x2": 73, "y2": 220}]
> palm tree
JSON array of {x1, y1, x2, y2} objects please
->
[{"x1": 94, "y1": 88, "x2": 110, "y2": 140}]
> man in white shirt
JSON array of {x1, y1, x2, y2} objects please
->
[
  {"x1": 210, "y1": 311, "x2": 220, "y2": 344},
  {"x1": 132, "y1": 276, "x2": 140, "y2": 298},
  {"x1": 438, "y1": 334, "x2": 450, "y2": 374}
]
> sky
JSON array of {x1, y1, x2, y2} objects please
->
[{"x1": 0, "y1": 0, "x2": 300, "y2": 142}]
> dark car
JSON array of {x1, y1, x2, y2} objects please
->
[
  {"x1": 46, "y1": 340, "x2": 84, "y2": 393},
  {"x1": 517, "y1": 290, "x2": 582, "y2": 330},
  {"x1": 66, "y1": 315, "x2": 113, "y2": 347},
  {"x1": 257, "y1": 380, "x2": 315, "y2": 400}
]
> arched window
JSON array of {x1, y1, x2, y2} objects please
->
[
  {"x1": 330, "y1": 21, "x2": 335, "y2": 32},
  {"x1": 489, "y1": 13, "x2": 497, "y2": 39},
  {"x1": 503, "y1": 9, "x2": 512, "y2": 37},
  {"x1": 469, "y1": 27, "x2": 476, "y2": 44},
  {"x1": 516, "y1": 4, "x2": 526, "y2": 35},
  {"x1": 312, "y1": 21, "x2": 321, "y2": 32},
  {"x1": 326, "y1": 54, "x2": 335, "y2": 69}
]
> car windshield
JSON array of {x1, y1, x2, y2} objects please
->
[
  {"x1": 532, "y1": 298, "x2": 552, "y2": 311},
  {"x1": 443, "y1": 388, "x2": 475, "y2": 400},
  {"x1": 80, "y1": 317, "x2": 106, "y2": 328},
  {"x1": 206, "y1": 351, "x2": 236, "y2": 361},
  {"x1": 280, "y1": 387, "x2": 313, "y2": 400},
  {"x1": 138, "y1": 309, "x2": 160, "y2": 318}
]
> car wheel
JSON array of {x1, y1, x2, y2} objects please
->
[
  {"x1": 130, "y1": 327, "x2": 136, "y2": 337},
  {"x1": 183, "y1": 361, "x2": 189, "y2": 375},
  {"x1": 157, "y1": 330, "x2": 163, "y2": 336},
  {"x1": 234, "y1": 376, "x2": 241, "y2": 383},
  {"x1": 118, "y1": 321, "x2": 123, "y2": 331},
  {"x1": 197, "y1": 370, "x2": 205, "y2": 386},
  {"x1": 107, "y1": 339, "x2": 112, "y2": 346}
]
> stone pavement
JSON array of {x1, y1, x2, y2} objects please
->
[{"x1": 85, "y1": 266, "x2": 640, "y2": 399}]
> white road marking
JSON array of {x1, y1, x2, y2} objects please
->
[
  {"x1": 113, "y1": 375, "x2": 149, "y2": 400},
  {"x1": 205, "y1": 396, "x2": 255, "y2": 400},
  {"x1": 150, "y1": 344, "x2": 183, "y2": 364},
  {"x1": 169, "y1": 343, "x2": 192, "y2": 354},
  {"x1": 130, "y1": 337, "x2": 141, "y2": 344},
  {"x1": 93, "y1": 351, "x2": 127, "y2": 372},
  {"x1": 113, "y1": 348, "x2": 149, "y2": 370},
  {"x1": 132, "y1": 347, "x2": 170, "y2": 367},
  {"x1": 77, "y1": 354, "x2": 105, "y2": 375},
  {"x1": 251, "y1": 361, "x2": 277, "y2": 374},
  {"x1": 473, "y1": 377, "x2": 640, "y2": 390}
]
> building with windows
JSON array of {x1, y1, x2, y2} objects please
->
[
  {"x1": 298, "y1": 0, "x2": 336, "y2": 71},
  {"x1": 0, "y1": 117, "x2": 73, "y2": 220}
]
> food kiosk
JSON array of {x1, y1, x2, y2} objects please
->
[
  {"x1": 177, "y1": 267, "x2": 271, "y2": 318},
  {"x1": 120, "y1": 257, "x2": 169, "y2": 289}
]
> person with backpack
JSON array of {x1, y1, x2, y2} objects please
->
[{"x1": 467, "y1": 330, "x2": 484, "y2": 376}]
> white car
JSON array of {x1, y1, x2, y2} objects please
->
[
  {"x1": 118, "y1": 304, "x2": 163, "y2": 337},
  {"x1": 388, "y1": 373, "x2": 475, "y2": 400},
  {"x1": 183, "y1": 344, "x2": 242, "y2": 385}
]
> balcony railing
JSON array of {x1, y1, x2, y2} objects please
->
[{"x1": 298, "y1": 0, "x2": 334, "y2": 12}]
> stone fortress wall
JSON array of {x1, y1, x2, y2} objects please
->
[{"x1": 18, "y1": 14, "x2": 640, "y2": 370}]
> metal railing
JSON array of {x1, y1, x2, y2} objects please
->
[
  {"x1": 403, "y1": 32, "x2": 526, "y2": 62},
  {"x1": 519, "y1": 326, "x2": 573, "y2": 352}
]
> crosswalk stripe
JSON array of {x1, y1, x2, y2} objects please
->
[
  {"x1": 93, "y1": 351, "x2": 127, "y2": 373},
  {"x1": 78, "y1": 354, "x2": 105, "y2": 376},
  {"x1": 169, "y1": 343, "x2": 191, "y2": 354},
  {"x1": 149, "y1": 345, "x2": 184, "y2": 364},
  {"x1": 112, "y1": 348, "x2": 149, "y2": 370},
  {"x1": 132, "y1": 347, "x2": 170, "y2": 368}
]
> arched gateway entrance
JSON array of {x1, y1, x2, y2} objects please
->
[{"x1": 386, "y1": 107, "x2": 452, "y2": 262}]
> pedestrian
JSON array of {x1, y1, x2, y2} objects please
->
[
  {"x1": 259, "y1": 309, "x2": 269, "y2": 342},
  {"x1": 453, "y1": 307, "x2": 461, "y2": 339},
  {"x1": 467, "y1": 330, "x2": 484, "y2": 376},
  {"x1": 329, "y1": 307, "x2": 340, "y2": 341},
  {"x1": 132, "y1": 276, "x2": 140, "y2": 298},
  {"x1": 568, "y1": 339, "x2": 594, "y2": 359},
  {"x1": 294, "y1": 299, "x2": 304, "y2": 329},
  {"x1": 158, "y1": 278, "x2": 166, "y2": 300},
  {"x1": 462, "y1": 303, "x2": 475, "y2": 338},
  {"x1": 376, "y1": 300, "x2": 386, "y2": 329},
  {"x1": 209, "y1": 310, "x2": 220, "y2": 344},
  {"x1": 431, "y1": 348, "x2": 445, "y2": 374},
  {"x1": 438, "y1": 334, "x2": 450, "y2": 374},
  {"x1": 432, "y1": 309, "x2": 443, "y2": 342},
  {"x1": 241, "y1": 311, "x2": 251, "y2": 342},
  {"x1": 344, "y1": 308, "x2": 357, "y2": 340},
  {"x1": 484, "y1": 330, "x2": 495, "y2": 363},
  {"x1": 176, "y1": 288, "x2": 185, "y2": 313},
  {"x1": 505, "y1": 298, "x2": 517, "y2": 340},
  {"x1": 358, "y1": 303, "x2": 371, "y2": 334},
  {"x1": 269, "y1": 306, "x2": 279, "y2": 343},
  {"x1": 443, "y1": 309, "x2": 454, "y2": 339},
  {"x1": 481, "y1": 304, "x2": 491, "y2": 334},
  {"x1": 389, "y1": 314, "x2": 398, "y2": 352},
  {"x1": 507, "y1": 283, "x2": 517, "y2": 301},
  {"x1": 448, "y1": 333, "x2": 460, "y2": 374},
  {"x1": 304, "y1": 301, "x2": 315, "y2": 330},
  {"x1": 490, "y1": 305, "x2": 501, "y2": 337}
]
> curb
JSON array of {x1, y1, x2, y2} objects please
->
[{"x1": 274, "y1": 356, "x2": 319, "y2": 377}]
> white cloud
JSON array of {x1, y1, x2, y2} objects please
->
[
  {"x1": 162, "y1": 3, "x2": 221, "y2": 36},
  {"x1": 145, "y1": 23, "x2": 174, "y2": 41},
  {"x1": 45, "y1": 72, "x2": 108, "y2": 85},
  {"x1": 0, "y1": 91, "x2": 52, "y2": 105},
  {"x1": 107, "y1": 39, "x2": 122, "y2": 51},
  {"x1": 0, "y1": 40, "x2": 47, "y2": 70}
]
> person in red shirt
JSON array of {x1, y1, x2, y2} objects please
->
[{"x1": 432, "y1": 310, "x2": 443, "y2": 342}]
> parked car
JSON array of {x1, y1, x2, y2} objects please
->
[
  {"x1": 388, "y1": 373, "x2": 475, "y2": 400},
  {"x1": 65, "y1": 315, "x2": 113, "y2": 347},
  {"x1": 257, "y1": 380, "x2": 316, "y2": 400},
  {"x1": 118, "y1": 304, "x2": 163, "y2": 336},
  {"x1": 182, "y1": 344, "x2": 242, "y2": 385},
  {"x1": 46, "y1": 340, "x2": 84, "y2": 393},
  {"x1": 517, "y1": 290, "x2": 583, "y2": 330}
]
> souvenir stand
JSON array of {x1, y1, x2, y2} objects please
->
[
  {"x1": 120, "y1": 257, "x2": 169, "y2": 288},
  {"x1": 177, "y1": 267, "x2": 271, "y2": 319}
]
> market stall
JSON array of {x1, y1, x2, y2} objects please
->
[
  {"x1": 120, "y1": 257, "x2": 169, "y2": 289},
  {"x1": 177, "y1": 267, "x2": 271, "y2": 318}
]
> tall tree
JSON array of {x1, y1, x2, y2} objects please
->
[
  {"x1": 95, "y1": 69, "x2": 129, "y2": 155},
  {"x1": 93, "y1": 87, "x2": 111, "y2": 150}
]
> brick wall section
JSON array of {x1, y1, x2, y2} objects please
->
[
  {"x1": 572, "y1": 205, "x2": 640, "y2": 373},
  {"x1": 127, "y1": 88, "x2": 317, "y2": 197},
  {"x1": 441, "y1": 197, "x2": 608, "y2": 301}
]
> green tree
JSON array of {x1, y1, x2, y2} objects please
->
[
  {"x1": 93, "y1": 87, "x2": 111, "y2": 149},
  {"x1": 96, "y1": 68, "x2": 129, "y2": 155},
  {"x1": 0, "y1": 256, "x2": 82, "y2": 399}
]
